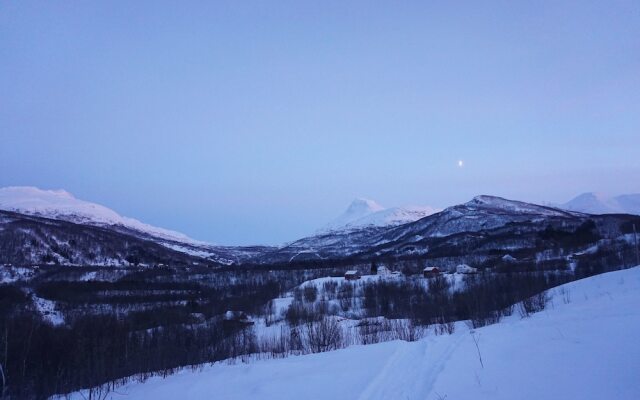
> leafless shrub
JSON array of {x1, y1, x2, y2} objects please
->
[
  {"x1": 434, "y1": 316, "x2": 455, "y2": 335},
  {"x1": 314, "y1": 300, "x2": 329, "y2": 316},
  {"x1": 227, "y1": 327, "x2": 258, "y2": 358},
  {"x1": 387, "y1": 319, "x2": 424, "y2": 342},
  {"x1": 285, "y1": 302, "x2": 315, "y2": 325},
  {"x1": 323, "y1": 281, "x2": 338, "y2": 298},
  {"x1": 338, "y1": 282, "x2": 354, "y2": 312},
  {"x1": 305, "y1": 317, "x2": 343, "y2": 353},
  {"x1": 289, "y1": 327, "x2": 304, "y2": 353},
  {"x1": 339, "y1": 296, "x2": 352, "y2": 312},
  {"x1": 357, "y1": 320, "x2": 382, "y2": 345},
  {"x1": 469, "y1": 311, "x2": 501, "y2": 329},
  {"x1": 303, "y1": 285, "x2": 318, "y2": 303},
  {"x1": 78, "y1": 384, "x2": 112, "y2": 400},
  {"x1": 293, "y1": 287, "x2": 303, "y2": 302},
  {"x1": 518, "y1": 290, "x2": 550, "y2": 318},
  {"x1": 258, "y1": 325, "x2": 292, "y2": 358},
  {"x1": 501, "y1": 304, "x2": 514, "y2": 317},
  {"x1": 558, "y1": 286, "x2": 571, "y2": 304}
]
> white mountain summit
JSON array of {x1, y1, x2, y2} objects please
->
[
  {"x1": 0, "y1": 186, "x2": 198, "y2": 244},
  {"x1": 319, "y1": 198, "x2": 440, "y2": 233}
]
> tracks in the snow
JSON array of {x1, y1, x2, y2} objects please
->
[{"x1": 356, "y1": 334, "x2": 466, "y2": 400}]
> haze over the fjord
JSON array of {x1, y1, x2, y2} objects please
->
[{"x1": 2, "y1": 1, "x2": 639, "y2": 245}]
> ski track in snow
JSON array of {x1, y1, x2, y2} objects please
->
[{"x1": 356, "y1": 333, "x2": 465, "y2": 400}]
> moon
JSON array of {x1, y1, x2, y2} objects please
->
[{"x1": 458, "y1": 160, "x2": 464, "y2": 168}]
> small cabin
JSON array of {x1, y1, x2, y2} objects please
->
[
  {"x1": 344, "y1": 270, "x2": 361, "y2": 281},
  {"x1": 456, "y1": 264, "x2": 478, "y2": 274},
  {"x1": 423, "y1": 266, "x2": 441, "y2": 278},
  {"x1": 223, "y1": 310, "x2": 254, "y2": 328}
]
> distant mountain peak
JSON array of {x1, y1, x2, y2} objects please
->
[
  {"x1": 559, "y1": 192, "x2": 640, "y2": 215},
  {"x1": 319, "y1": 198, "x2": 439, "y2": 233},
  {"x1": 455, "y1": 194, "x2": 582, "y2": 218},
  {"x1": 469, "y1": 195, "x2": 505, "y2": 205},
  {"x1": 466, "y1": 195, "x2": 529, "y2": 210},
  {"x1": 345, "y1": 198, "x2": 385, "y2": 214}
]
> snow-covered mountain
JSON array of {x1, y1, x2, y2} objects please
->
[
  {"x1": 258, "y1": 195, "x2": 596, "y2": 264},
  {"x1": 559, "y1": 192, "x2": 640, "y2": 215},
  {"x1": 0, "y1": 186, "x2": 274, "y2": 265},
  {"x1": 2, "y1": 188, "x2": 635, "y2": 267},
  {"x1": 0, "y1": 186, "x2": 198, "y2": 243},
  {"x1": 418, "y1": 195, "x2": 584, "y2": 238},
  {"x1": 319, "y1": 198, "x2": 439, "y2": 233}
]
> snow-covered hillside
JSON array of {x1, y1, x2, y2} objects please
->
[
  {"x1": 0, "y1": 186, "x2": 198, "y2": 244},
  {"x1": 319, "y1": 198, "x2": 439, "y2": 233},
  {"x1": 559, "y1": 192, "x2": 640, "y2": 215},
  {"x1": 67, "y1": 267, "x2": 640, "y2": 400},
  {"x1": 0, "y1": 187, "x2": 276, "y2": 266},
  {"x1": 392, "y1": 194, "x2": 583, "y2": 239},
  {"x1": 258, "y1": 195, "x2": 618, "y2": 264}
]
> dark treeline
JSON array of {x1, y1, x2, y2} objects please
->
[
  {"x1": 0, "y1": 266, "x2": 339, "y2": 399},
  {"x1": 0, "y1": 309, "x2": 275, "y2": 399}
]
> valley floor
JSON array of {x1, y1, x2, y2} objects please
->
[{"x1": 67, "y1": 267, "x2": 640, "y2": 400}]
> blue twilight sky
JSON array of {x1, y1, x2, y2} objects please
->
[{"x1": 1, "y1": 1, "x2": 639, "y2": 245}]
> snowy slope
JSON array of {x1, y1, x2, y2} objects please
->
[
  {"x1": 560, "y1": 192, "x2": 640, "y2": 215},
  {"x1": 319, "y1": 198, "x2": 439, "y2": 233},
  {"x1": 67, "y1": 266, "x2": 640, "y2": 400},
  {"x1": 0, "y1": 186, "x2": 199, "y2": 244}
]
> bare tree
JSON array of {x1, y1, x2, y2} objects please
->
[
  {"x1": 519, "y1": 290, "x2": 550, "y2": 318},
  {"x1": 305, "y1": 317, "x2": 343, "y2": 353}
]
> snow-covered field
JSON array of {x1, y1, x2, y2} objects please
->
[{"x1": 67, "y1": 267, "x2": 640, "y2": 400}]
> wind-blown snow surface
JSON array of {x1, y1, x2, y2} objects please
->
[
  {"x1": 560, "y1": 192, "x2": 640, "y2": 215},
  {"x1": 0, "y1": 186, "x2": 199, "y2": 243},
  {"x1": 68, "y1": 267, "x2": 640, "y2": 400},
  {"x1": 319, "y1": 198, "x2": 439, "y2": 233}
]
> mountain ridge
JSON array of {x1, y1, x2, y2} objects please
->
[
  {"x1": 558, "y1": 192, "x2": 640, "y2": 215},
  {"x1": 0, "y1": 186, "x2": 201, "y2": 244},
  {"x1": 2, "y1": 187, "x2": 638, "y2": 267}
]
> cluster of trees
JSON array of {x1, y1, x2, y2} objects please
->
[
  {"x1": 0, "y1": 266, "x2": 328, "y2": 399},
  {"x1": 281, "y1": 271, "x2": 570, "y2": 331},
  {"x1": 361, "y1": 272, "x2": 567, "y2": 327}
]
